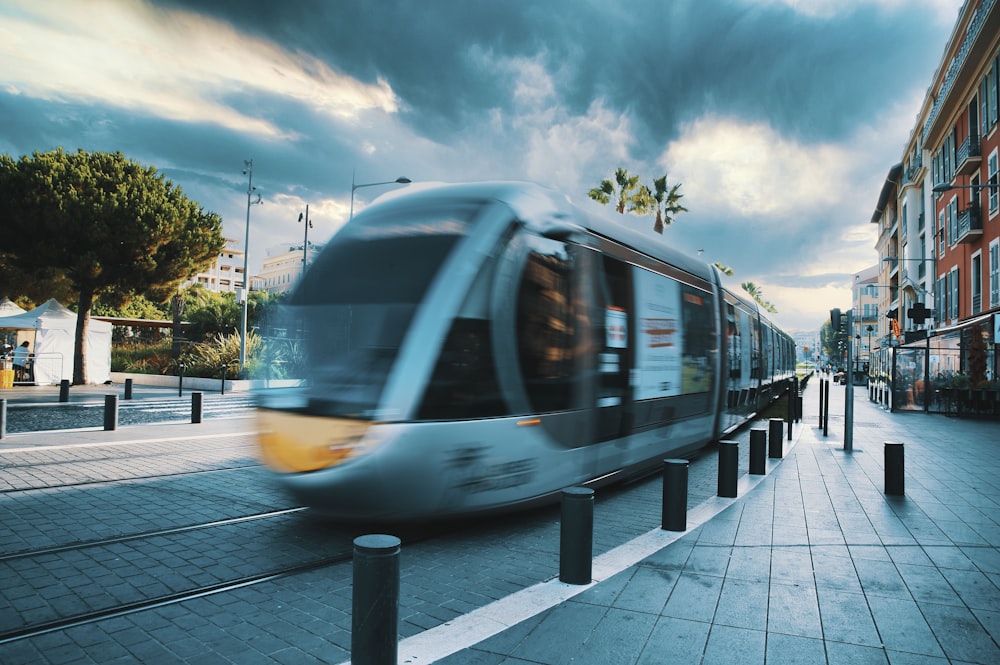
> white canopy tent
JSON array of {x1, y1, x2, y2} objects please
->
[{"x1": 0, "y1": 299, "x2": 112, "y2": 384}]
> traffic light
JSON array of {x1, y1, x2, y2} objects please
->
[{"x1": 830, "y1": 308, "x2": 842, "y2": 330}]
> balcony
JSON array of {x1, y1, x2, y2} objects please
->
[
  {"x1": 955, "y1": 202, "x2": 982, "y2": 244},
  {"x1": 904, "y1": 156, "x2": 924, "y2": 185},
  {"x1": 955, "y1": 134, "x2": 981, "y2": 176}
]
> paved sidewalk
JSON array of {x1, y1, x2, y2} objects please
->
[{"x1": 429, "y1": 378, "x2": 1000, "y2": 665}]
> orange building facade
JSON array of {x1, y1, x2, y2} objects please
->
[{"x1": 870, "y1": 0, "x2": 999, "y2": 411}]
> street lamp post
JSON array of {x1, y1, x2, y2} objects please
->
[
  {"x1": 240, "y1": 159, "x2": 263, "y2": 372},
  {"x1": 349, "y1": 171, "x2": 411, "y2": 221},
  {"x1": 298, "y1": 204, "x2": 311, "y2": 271}
]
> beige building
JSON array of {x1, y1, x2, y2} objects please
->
[
  {"x1": 184, "y1": 238, "x2": 246, "y2": 294},
  {"x1": 258, "y1": 242, "x2": 324, "y2": 295}
]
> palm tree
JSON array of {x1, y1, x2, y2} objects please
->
[
  {"x1": 588, "y1": 167, "x2": 647, "y2": 214},
  {"x1": 741, "y1": 281, "x2": 778, "y2": 314},
  {"x1": 650, "y1": 175, "x2": 687, "y2": 234}
]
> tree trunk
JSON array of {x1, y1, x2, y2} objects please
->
[{"x1": 73, "y1": 288, "x2": 94, "y2": 385}]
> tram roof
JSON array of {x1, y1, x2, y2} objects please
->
[{"x1": 368, "y1": 180, "x2": 717, "y2": 285}]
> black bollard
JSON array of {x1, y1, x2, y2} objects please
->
[
  {"x1": 177, "y1": 363, "x2": 185, "y2": 397},
  {"x1": 819, "y1": 378, "x2": 825, "y2": 427},
  {"x1": 219, "y1": 366, "x2": 227, "y2": 395},
  {"x1": 0, "y1": 398, "x2": 6, "y2": 440},
  {"x1": 59, "y1": 379, "x2": 70, "y2": 403},
  {"x1": 787, "y1": 410, "x2": 793, "y2": 441},
  {"x1": 749, "y1": 428, "x2": 766, "y2": 475},
  {"x1": 559, "y1": 487, "x2": 594, "y2": 585},
  {"x1": 768, "y1": 418, "x2": 783, "y2": 459},
  {"x1": 104, "y1": 394, "x2": 118, "y2": 431},
  {"x1": 191, "y1": 391, "x2": 203, "y2": 424},
  {"x1": 794, "y1": 377, "x2": 801, "y2": 422},
  {"x1": 885, "y1": 443, "x2": 904, "y2": 496},
  {"x1": 661, "y1": 459, "x2": 688, "y2": 532},
  {"x1": 717, "y1": 440, "x2": 738, "y2": 498},
  {"x1": 124, "y1": 378, "x2": 133, "y2": 400},
  {"x1": 823, "y1": 380, "x2": 830, "y2": 437},
  {"x1": 352, "y1": 534, "x2": 400, "y2": 665}
]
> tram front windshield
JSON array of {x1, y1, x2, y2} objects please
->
[{"x1": 285, "y1": 204, "x2": 478, "y2": 419}]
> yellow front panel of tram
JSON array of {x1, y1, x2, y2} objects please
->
[{"x1": 256, "y1": 409, "x2": 373, "y2": 473}]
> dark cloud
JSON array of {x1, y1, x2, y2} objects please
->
[{"x1": 153, "y1": 0, "x2": 945, "y2": 154}]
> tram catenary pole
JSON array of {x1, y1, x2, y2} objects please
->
[{"x1": 831, "y1": 308, "x2": 854, "y2": 453}]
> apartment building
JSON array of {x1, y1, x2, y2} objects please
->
[
  {"x1": 257, "y1": 242, "x2": 323, "y2": 295},
  {"x1": 869, "y1": 0, "x2": 999, "y2": 410},
  {"x1": 184, "y1": 238, "x2": 246, "y2": 294}
]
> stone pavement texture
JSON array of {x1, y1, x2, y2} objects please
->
[{"x1": 430, "y1": 378, "x2": 1000, "y2": 665}]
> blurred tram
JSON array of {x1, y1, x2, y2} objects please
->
[{"x1": 256, "y1": 182, "x2": 795, "y2": 520}]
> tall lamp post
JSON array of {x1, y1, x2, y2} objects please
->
[
  {"x1": 298, "y1": 204, "x2": 311, "y2": 271},
  {"x1": 349, "y1": 172, "x2": 411, "y2": 221},
  {"x1": 240, "y1": 159, "x2": 263, "y2": 372}
]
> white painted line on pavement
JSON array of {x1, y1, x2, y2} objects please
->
[{"x1": 0, "y1": 430, "x2": 259, "y2": 454}]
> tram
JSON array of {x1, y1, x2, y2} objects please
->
[{"x1": 256, "y1": 181, "x2": 794, "y2": 520}]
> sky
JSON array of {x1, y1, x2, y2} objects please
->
[{"x1": 0, "y1": 0, "x2": 966, "y2": 333}]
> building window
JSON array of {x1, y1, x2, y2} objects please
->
[
  {"x1": 988, "y1": 150, "x2": 998, "y2": 216},
  {"x1": 971, "y1": 253, "x2": 982, "y2": 315},
  {"x1": 990, "y1": 240, "x2": 999, "y2": 309},
  {"x1": 948, "y1": 267, "x2": 959, "y2": 320},
  {"x1": 938, "y1": 210, "x2": 945, "y2": 257}
]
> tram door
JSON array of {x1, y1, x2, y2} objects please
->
[{"x1": 595, "y1": 255, "x2": 632, "y2": 441}]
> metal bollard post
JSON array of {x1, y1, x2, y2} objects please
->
[
  {"x1": 0, "y1": 398, "x2": 6, "y2": 440},
  {"x1": 819, "y1": 378, "x2": 825, "y2": 427},
  {"x1": 749, "y1": 428, "x2": 766, "y2": 475},
  {"x1": 352, "y1": 534, "x2": 400, "y2": 665},
  {"x1": 219, "y1": 366, "x2": 227, "y2": 395},
  {"x1": 59, "y1": 379, "x2": 70, "y2": 402},
  {"x1": 823, "y1": 380, "x2": 830, "y2": 437},
  {"x1": 104, "y1": 395, "x2": 118, "y2": 431},
  {"x1": 124, "y1": 378, "x2": 133, "y2": 400},
  {"x1": 661, "y1": 459, "x2": 688, "y2": 532},
  {"x1": 191, "y1": 391, "x2": 203, "y2": 424},
  {"x1": 884, "y1": 443, "x2": 904, "y2": 496},
  {"x1": 177, "y1": 363, "x2": 185, "y2": 397},
  {"x1": 559, "y1": 487, "x2": 594, "y2": 584},
  {"x1": 768, "y1": 418, "x2": 783, "y2": 459},
  {"x1": 717, "y1": 440, "x2": 738, "y2": 498}
]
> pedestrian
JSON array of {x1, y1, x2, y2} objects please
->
[{"x1": 13, "y1": 340, "x2": 31, "y2": 383}]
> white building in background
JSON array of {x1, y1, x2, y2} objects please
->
[
  {"x1": 184, "y1": 238, "x2": 246, "y2": 294},
  {"x1": 258, "y1": 242, "x2": 324, "y2": 294}
]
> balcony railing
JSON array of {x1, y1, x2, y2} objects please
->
[
  {"x1": 904, "y1": 156, "x2": 924, "y2": 184},
  {"x1": 956, "y1": 202, "x2": 982, "y2": 244},
  {"x1": 955, "y1": 134, "x2": 981, "y2": 176}
]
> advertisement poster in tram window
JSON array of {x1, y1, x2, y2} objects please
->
[{"x1": 633, "y1": 267, "x2": 683, "y2": 400}]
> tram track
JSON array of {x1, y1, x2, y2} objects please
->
[
  {"x1": 0, "y1": 507, "x2": 308, "y2": 563},
  {"x1": 0, "y1": 552, "x2": 352, "y2": 645}
]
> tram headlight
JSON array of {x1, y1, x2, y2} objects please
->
[{"x1": 256, "y1": 410, "x2": 374, "y2": 473}]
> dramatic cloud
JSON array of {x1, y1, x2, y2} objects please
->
[{"x1": 0, "y1": 0, "x2": 965, "y2": 332}]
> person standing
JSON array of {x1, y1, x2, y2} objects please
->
[{"x1": 12, "y1": 340, "x2": 31, "y2": 383}]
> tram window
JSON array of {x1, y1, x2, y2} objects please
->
[
  {"x1": 418, "y1": 317, "x2": 505, "y2": 420},
  {"x1": 516, "y1": 239, "x2": 580, "y2": 413}
]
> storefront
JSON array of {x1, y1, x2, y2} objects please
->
[{"x1": 869, "y1": 313, "x2": 998, "y2": 416}]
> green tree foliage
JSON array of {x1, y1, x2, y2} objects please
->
[
  {"x1": 588, "y1": 167, "x2": 647, "y2": 214},
  {"x1": 588, "y1": 168, "x2": 687, "y2": 234},
  {"x1": 649, "y1": 175, "x2": 688, "y2": 234},
  {"x1": 741, "y1": 281, "x2": 778, "y2": 314},
  {"x1": 820, "y1": 319, "x2": 851, "y2": 366},
  {"x1": 0, "y1": 148, "x2": 224, "y2": 383}
]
